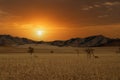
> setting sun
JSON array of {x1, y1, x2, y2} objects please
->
[{"x1": 37, "y1": 30, "x2": 44, "y2": 36}]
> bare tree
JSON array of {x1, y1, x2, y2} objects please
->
[
  {"x1": 28, "y1": 47, "x2": 34, "y2": 55},
  {"x1": 85, "y1": 48, "x2": 96, "y2": 59},
  {"x1": 50, "y1": 50, "x2": 54, "y2": 54}
]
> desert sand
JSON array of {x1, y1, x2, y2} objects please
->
[{"x1": 0, "y1": 44, "x2": 120, "y2": 80}]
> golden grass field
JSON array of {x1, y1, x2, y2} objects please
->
[{"x1": 0, "y1": 45, "x2": 120, "y2": 80}]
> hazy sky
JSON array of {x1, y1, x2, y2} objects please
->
[{"x1": 0, "y1": 0, "x2": 120, "y2": 41}]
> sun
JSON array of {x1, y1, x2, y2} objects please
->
[{"x1": 37, "y1": 30, "x2": 44, "y2": 36}]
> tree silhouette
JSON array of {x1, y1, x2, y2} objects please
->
[{"x1": 28, "y1": 47, "x2": 34, "y2": 55}]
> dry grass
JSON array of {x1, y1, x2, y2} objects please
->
[{"x1": 0, "y1": 52, "x2": 120, "y2": 80}]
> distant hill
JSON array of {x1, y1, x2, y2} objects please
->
[
  {"x1": 0, "y1": 35, "x2": 120, "y2": 47},
  {"x1": 100, "y1": 39, "x2": 120, "y2": 47},
  {"x1": 50, "y1": 35, "x2": 120, "y2": 47},
  {"x1": 0, "y1": 35, "x2": 36, "y2": 46},
  {"x1": 50, "y1": 35, "x2": 111, "y2": 47}
]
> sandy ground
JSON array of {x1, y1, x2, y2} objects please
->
[
  {"x1": 0, "y1": 44, "x2": 120, "y2": 80},
  {"x1": 0, "y1": 44, "x2": 119, "y2": 54}
]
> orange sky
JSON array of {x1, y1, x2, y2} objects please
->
[
  {"x1": 0, "y1": 0, "x2": 120, "y2": 41},
  {"x1": 0, "y1": 23, "x2": 120, "y2": 41}
]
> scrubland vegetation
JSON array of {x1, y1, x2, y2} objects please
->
[{"x1": 0, "y1": 50, "x2": 120, "y2": 80}]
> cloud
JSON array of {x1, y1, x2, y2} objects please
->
[
  {"x1": 81, "y1": 1, "x2": 120, "y2": 11},
  {"x1": 0, "y1": 10, "x2": 7, "y2": 14},
  {"x1": 103, "y1": 2, "x2": 120, "y2": 6},
  {"x1": 81, "y1": 6, "x2": 94, "y2": 10},
  {"x1": 0, "y1": 10, "x2": 9, "y2": 22},
  {"x1": 94, "y1": 4, "x2": 101, "y2": 8},
  {"x1": 0, "y1": 0, "x2": 120, "y2": 26},
  {"x1": 98, "y1": 15, "x2": 109, "y2": 18},
  {"x1": 0, "y1": 9, "x2": 20, "y2": 24}
]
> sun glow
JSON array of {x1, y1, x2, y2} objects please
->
[{"x1": 37, "y1": 30, "x2": 44, "y2": 36}]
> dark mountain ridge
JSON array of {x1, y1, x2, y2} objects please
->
[
  {"x1": 0, "y1": 35, "x2": 36, "y2": 46},
  {"x1": 50, "y1": 35, "x2": 111, "y2": 47},
  {"x1": 0, "y1": 35, "x2": 119, "y2": 47}
]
